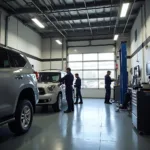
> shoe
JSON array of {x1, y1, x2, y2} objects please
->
[
  {"x1": 64, "y1": 110, "x2": 71, "y2": 113},
  {"x1": 79, "y1": 102, "x2": 83, "y2": 104},
  {"x1": 74, "y1": 102, "x2": 78, "y2": 104}
]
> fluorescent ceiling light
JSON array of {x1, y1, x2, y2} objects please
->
[
  {"x1": 32, "y1": 18, "x2": 45, "y2": 28},
  {"x1": 120, "y1": 3, "x2": 130, "y2": 18},
  {"x1": 56, "y1": 40, "x2": 62, "y2": 45},
  {"x1": 114, "y1": 34, "x2": 119, "y2": 41}
]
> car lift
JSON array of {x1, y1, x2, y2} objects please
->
[
  {"x1": 116, "y1": 42, "x2": 128, "y2": 112},
  {"x1": 120, "y1": 42, "x2": 128, "y2": 104}
]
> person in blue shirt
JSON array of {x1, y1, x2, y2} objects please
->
[
  {"x1": 74, "y1": 73, "x2": 83, "y2": 104},
  {"x1": 60, "y1": 68, "x2": 74, "y2": 113},
  {"x1": 105, "y1": 71, "x2": 115, "y2": 104}
]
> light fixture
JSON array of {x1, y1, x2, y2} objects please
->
[
  {"x1": 32, "y1": 18, "x2": 45, "y2": 28},
  {"x1": 114, "y1": 34, "x2": 119, "y2": 41},
  {"x1": 120, "y1": 3, "x2": 130, "y2": 18},
  {"x1": 56, "y1": 40, "x2": 62, "y2": 45},
  {"x1": 74, "y1": 49, "x2": 77, "y2": 52}
]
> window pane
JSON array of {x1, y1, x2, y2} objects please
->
[
  {"x1": 83, "y1": 80, "x2": 98, "y2": 88},
  {"x1": 68, "y1": 54, "x2": 82, "y2": 61},
  {"x1": 83, "y1": 53, "x2": 97, "y2": 61},
  {"x1": 99, "y1": 53, "x2": 114, "y2": 60},
  {"x1": 71, "y1": 71, "x2": 83, "y2": 79},
  {"x1": 83, "y1": 71, "x2": 98, "y2": 79},
  {"x1": 99, "y1": 70, "x2": 115, "y2": 78},
  {"x1": 99, "y1": 80, "x2": 114, "y2": 88},
  {"x1": 0, "y1": 49, "x2": 10, "y2": 68},
  {"x1": 68, "y1": 62, "x2": 82, "y2": 70},
  {"x1": 83, "y1": 62, "x2": 98, "y2": 69},
  {"x1": 8, "y1": 51, "x2": 26, "y2": 67},
  {"x1": 99, "y1": 80, "x2": 105, "y2": 88},
  {"x1": 39, "y1": 72, "x2": 60, "y2": 82},
  {"x1": 99, "y1": 61, "x2": 115, "y2": 69}
]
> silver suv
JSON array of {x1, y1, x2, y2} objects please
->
[
  {"x1": 37, "y1": 70, "x2": 67, "y2": 112},
  {"x1": 0, "y1": 46, "x2": 39, "y2": 135}
]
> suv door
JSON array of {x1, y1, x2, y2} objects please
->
[
  {"x1": 0, "y1": 48, "x2": 14, "y2": 118},
  {"x1": 0, "y1": 48, "x2": 27, "y2": 118}
]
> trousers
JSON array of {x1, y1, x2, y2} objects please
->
[
  {"x1": 105, "y1": 87, "x2": 111, "y2": 103},
  {"x1": 75, "y1": 88, "x2": 83, "y2": 103},
  {"x1": 66, "y1": 87, "x2": 74, "y2": 111}
]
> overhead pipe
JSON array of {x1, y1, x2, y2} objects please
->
[
  {"x1": 60, "y1": 0, "x2": 75, "y2": 32},
  {"x1": 41, "y1": 0, "x2": 68, "y2": 35},
  {"x1": 83, "y1": 0, "x2": 93, "y2": 36},
  {"x1": 123, "y1": 0, "x2": 136, "y2": 34},
  {"x1": 113, "y1": 0, "x2": 123, "y2": 35},
  {"x1": 32, "y1": 1, "x2": 66, "y2": 38}
]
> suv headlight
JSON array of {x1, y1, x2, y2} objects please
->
[{"x1": 48, "y1": 85, "x2": 55, "y2": 91}]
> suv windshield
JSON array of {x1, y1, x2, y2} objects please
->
[{"x1": 38, "y1": 72, "x2": 61, "y2": 83}]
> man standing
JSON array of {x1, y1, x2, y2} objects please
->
[
  {"x1": 74, "y1": 73, "x2": 83, "y2": 104},
  {"x1": 60, "y1": 68, "x2": 74, "y2": 113},
  {"x1": 105, "y1": 71, "x2": 115, "y2": 104}
]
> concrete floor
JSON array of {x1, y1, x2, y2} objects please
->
[{"x1": 0, "y1": 99, "x2": 150, "y2": 150}]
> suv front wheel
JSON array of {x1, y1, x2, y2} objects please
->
[
  {"x1": 52, "y1": 93, "x2": 62, "y2": 112},
  {"x1": 8, "y1": 99, "x2": 33, "y2": 135}
]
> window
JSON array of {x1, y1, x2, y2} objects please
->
[
  {"x1": 0, "y1": 49, "x2": 10, "y2": 68},
  {"x1": 99, "y1": 61, "x2": 114, "y2": 69},
  {"x1": 8, "y1": 51, "x2": 26, "y2": 67},
  {"x1": 68, "y1": 62, "x2": 82, "y2": 70},
  {"x1": 99, "y1": 53, "x2": 114, "y2": 60},
  {"x1": 83, "y1": 80, "x2": 98, "y2": 88},
  {"x1": 71, "y1": 71, "x2": 83, "y2": 79},
  {"x1": 68, "y1": 52, "x2": 115, "y2": 89},
  {"x1": 39, "y1": 72, "x2": 60, "y2": 83},
  {"x1": 83, "y1": 53, "x2": 97, "y2": 61},
  {"x1": 83, "y1": 62, "x2": 98, "y2": 69},
  {"x1": 99, "y1": 70, "x2": 115, "y2": 78},
  {"x1": 69, "y1": 54, "x2": 82, "y2": 61},
  {"x1": 83, "y1": 71, "x2": 98, "y2": 79}
]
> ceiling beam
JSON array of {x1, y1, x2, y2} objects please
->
[
  {"x1": 8, "y1": 0, "x2": 144, "y2": 15},
  {"x1": 38, "y1": 21, "x2": 133, "y2": 32},
  {"x1": 24, "y1": 10, "x2": 137, "y2": 24},
  {"x1": 40, "y1": 27, "x2": 130, "y2": 37}
]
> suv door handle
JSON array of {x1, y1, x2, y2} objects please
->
[{"x1": 15, "y1": 75, "x2": 23, "y2": 80}]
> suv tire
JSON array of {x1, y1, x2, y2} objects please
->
[
  {"x1": 52, "y1": 93, "x2": 62, "y2": 112},
  {"x1": 8, "y1": 99, "x2": 33, "y2": 135}
]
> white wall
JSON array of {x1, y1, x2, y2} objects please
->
[
  {"x1": 130, "y1": 0, "x2": 150, "y2": 82},
  {"x1": 41, "y1": 38, "x2": 66, "y2": 71},
  {"x1": 68, "y1": 39, "x2": 115, "y2": 98},
  {"x1": 0, "y1": 9, "x2": 42, "y2": 71},
  {"x1": 0, "y1": 10, "x2": 6, "y2": 45}
]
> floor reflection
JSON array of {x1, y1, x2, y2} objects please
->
[{"x1": 0, "y1": 99, "x2": 150, "y2": 150}]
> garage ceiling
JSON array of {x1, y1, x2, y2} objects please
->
[{"x1": 0, "y1": 0, "x2": 145, "y2": 41}]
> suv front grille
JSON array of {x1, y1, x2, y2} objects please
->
[{"x1": 38, "y1": 88, "x2": 45, "y2": 95}]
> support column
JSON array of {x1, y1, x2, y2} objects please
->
[{"x1": 120, "y1": 42, "x2": 128, "y2": 104}]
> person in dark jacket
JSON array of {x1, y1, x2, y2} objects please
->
[
  {"x1": 105, "y1": 71, "x2": 115, "y2": 104},
  {"x1": 74, "y1": 73, "x2": 83, "y2": 104},
  {"x1": 60, "y1": 68, "x2": 74, "y2": 113}
]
